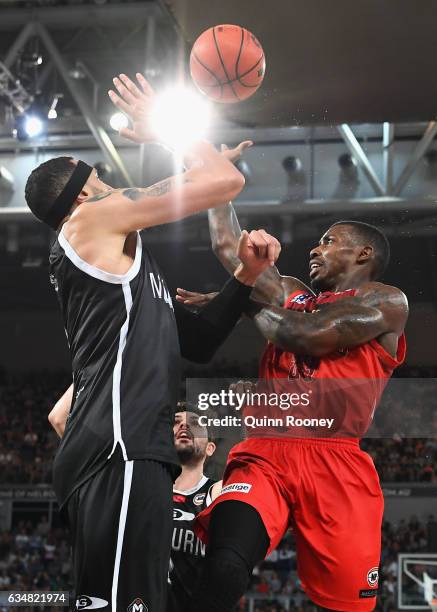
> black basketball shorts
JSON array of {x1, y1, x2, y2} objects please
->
[{"x1": 66, "y1": 448, "x2": 173, "y2": 612}]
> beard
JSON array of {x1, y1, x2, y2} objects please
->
[{"x1": 176, "y1": 442, "x2": 206, "y2": 466}]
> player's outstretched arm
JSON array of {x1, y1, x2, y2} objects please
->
[
  {"x1": 209, "y1": 198, "x2": 312, "y2": 307},
  {"x1": 48, "y1": 384, "x2": 73, "y2": 438},
  {"x1": 249, "y1": 282, "x2": 408, "y2": 357},
  {"x1": 77, "y1": 140, "x2": 245, "y2": 233},
  {"x1": 175, "y1": 231, "x2": 281, "y2": 363}
]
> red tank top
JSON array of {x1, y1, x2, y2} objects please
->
[{"x1": 251, "y1": 289, "x2": 406, "y2": 439}]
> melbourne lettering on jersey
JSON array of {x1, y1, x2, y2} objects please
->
[
  {"x1": 248, "y1": 289, "x2": 406, "y2": 439},
  {"x1": 49, "y1": 228, "x2": 181, "y2": 508},
  {"x1": 169, "y1": 476, "x2": 216, "y2": 602}
]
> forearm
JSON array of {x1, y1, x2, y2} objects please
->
[
  {"x1": 176, "y1": 276, "x2": 252, "y2": 363},
  {"x1": 208, "y1": 204, "x2": 241, "y2": 274},
  {"x1": 248, "y1": 298, "x2": 386, "y2": 357},
  {"x1": 48, "y1": 383, "x2": 73, "y2": 438}
]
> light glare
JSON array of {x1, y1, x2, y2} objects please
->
[
  {"x1": 151, "y1": 88, "x2": 211, "y2": 151},
  {"x1": 25, "y1": 116, "x2": 43, "y2": 138},
  {"x1": 110, "y1": 112, "x2": 128, "y2": 131}
]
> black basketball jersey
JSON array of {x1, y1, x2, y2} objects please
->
[
  {"x1": 168, "y1": 476, "x2": 216, "y2": 610},
  {"x1": 49, "y1": 226, "x2": 181, "y2": 508}
]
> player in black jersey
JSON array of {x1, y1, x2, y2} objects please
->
[
  {"x1": 169, "y1": 408, "x2": 221, "y2": 612},
  {"x1": 27, "y1": 73, "x2": 281, "y2": 612}
]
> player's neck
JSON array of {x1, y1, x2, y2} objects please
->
[
  {"x1": 174, "y1": 464, "x2": 205, "y2": 492},
  {"x1": 331, "y1": 272, "x2": 371, "y2": 293}
]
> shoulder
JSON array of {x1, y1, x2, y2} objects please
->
[
  {"x1": 209, "y1": 480, "x2": 222, "y2": 503},
  {"x1": 355, "y1": 282, "x2": 408, "y2": 309},
  {"x1": 355, "y1": 282, "x2": 409, "y2": 331},
  {"x1": 281, "y1": 276, "x2": 314, "y2": 298}
]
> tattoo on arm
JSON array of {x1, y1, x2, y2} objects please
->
[{"x1": 86, "y1": 191, "x2": 115, "y2": 202}]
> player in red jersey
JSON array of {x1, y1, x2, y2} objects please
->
[{"x1": 177, "y1": 203, "x2": 408, "y2": 612}]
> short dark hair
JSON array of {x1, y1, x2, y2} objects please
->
[
  {"x1": 25, "y1": 156, "x2": 75, "y2": 224},
  {"x1": 331, "y1": 220, "x2": 390, "y2": 279}
]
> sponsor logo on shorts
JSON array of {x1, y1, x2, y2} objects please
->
[
  {"x1": 76, "y1": 596, "x2": 108, "y2": 610},
  {"x1": 367, "y1": 567, "x2": 379, "y2": 587},
  {"x1": 220, "y1": 483, "x2": 252, "y2": 495},
  {"x1": 193, "y1": 493, "x2": 206, "y2": 506},
  {"x1": 127, "y1": 599, "x2": 148, "y2": 612},
  {"x1": 173, "y1": 508, "x2": 195, "y2": 521},
  {"x1": 359, "y1": 589, "x2": 378, "y2": 598}
]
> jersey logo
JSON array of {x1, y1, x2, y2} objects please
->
[
  {"x1": 220, "y1": 483, "x2": 252, "y2": 495},
  {"x1": 290, "y1": 293, "x2": 310, "y2": 304},
  {"x1": 193, "y1": 493, "x2": 206, "y2": 506},
  {"x1": 367, "y1": 567, "x2": 379, "y2": 587},
  {"x1": 149, "y1": 273, "x2": 174, "y2": 310},
  {"x1": 127, "y1": 599, "x2": 148, "y2": 612},
  {"x1": 76, "y1": 596, "x2": 108, "y2": 610},
  {"x1": 173, "y1": 494, "x2": 186, "y2": 503},
  {"x1": 173, "y1": 509, "x2": 195, "y2": 521}
]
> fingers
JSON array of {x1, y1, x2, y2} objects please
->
[
  {"x1": 108, "y1": 90, "x2": 131, "y2": 115},
  {"x1": 236, "y1": 230, "x2": 252, "y2": 260},
  {"x1": 119, "y1": 127, "x2": 143, "y2": 143},
  {"x1": 135, "y1": 72, "x2": 155, "y2": 97},
  {"x1": 248, "y1": 229, "x2": 269, "y2": 259},
  {"x1": 112, "y1": 76, "x2": 140, "y2": 107},
  {"x1": 229, "y1": 380, "x2": 255, "y2": 396},
  {"x1": 236, "y1": 140, "x2": 253, "y2": 153},
  {"x1": 258, "y1": 229, "x2": 281, "y2": 266},
  {"x1": 119, "y1": 73, "x2": 143, "y2": 99}
]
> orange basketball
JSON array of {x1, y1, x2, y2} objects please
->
[{"x1": 190, "y1": 24, "x2": 266, "y2": 103}]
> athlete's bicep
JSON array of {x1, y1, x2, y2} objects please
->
[
  {"x1": 252, "y1": 270, "x2": 313, "y2": 307},
  {"x1": 308, "y1": 285, "x2": 408, "y2": 355},
  {"x1": 89, "y1": 177, "x2": 238, "y2": 233}
]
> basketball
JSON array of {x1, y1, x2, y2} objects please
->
[{"x1": 190, "y1": 24, "x2": 266, "y2": 103}]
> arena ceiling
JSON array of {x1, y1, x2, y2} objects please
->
[
  {"x1": 1, "y1": 0, "x2": 437, "y2": 133},
  {"x1": 162, "y1": 0, "x2": 437, "y2": 127}
]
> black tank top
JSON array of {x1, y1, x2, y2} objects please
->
[
  {"x1": 49, "y1": 227, "x2": 181, "y2": 508},
  {"x1": 169, "y1": 476, "x2": 216, "y2": 607}
]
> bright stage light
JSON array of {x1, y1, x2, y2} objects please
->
[
  {"x1": 151, "y1": 87, "x2": 211, "y2": 151},
  {"x1": 110, "y1": 112, "x2": 128, "y2": 132},
  {"x1": 24, "y1": 115, "x2": 44, "y2": 138}
]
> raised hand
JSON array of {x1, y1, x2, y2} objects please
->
[
  {"x1": 108, "y1": 73, "x2": 157, "y2": 144},
  {"x1": 234, "y1": 229, "x2": 281, "y2": 286},
  {"x1": 175, "y1": 288, "x2": 219, "y2": 307},
  {"x1": 221, "y1": 141, "x2": 253, "y2": 163}
]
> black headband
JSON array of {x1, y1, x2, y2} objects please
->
[{"x1": 43, "y1": 160, "x2": 93, "y2": 230}]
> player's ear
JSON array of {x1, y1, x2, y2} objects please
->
[
  {"x1": 206, "y1": 441, "x2": 216, "y2": 457},
  {"x1": 357, "y1": 245, "x2": 373, "y2": 266}
]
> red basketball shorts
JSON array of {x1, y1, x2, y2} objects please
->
[{"x1": 195, "y1": 437, "x2": 384, "y2": 611}]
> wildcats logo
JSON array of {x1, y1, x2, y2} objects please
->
[
  {"x1": 367, "y1": 567, "x2": 379, "y2": 587},
  {"x1": 127, "y1": 599, "x2": 148, "y2": 612}
]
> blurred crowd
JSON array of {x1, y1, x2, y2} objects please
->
[
  {"x1": 0, "y1": 514, "x2": 431, "y2": 611},
  {"x1": 0, "y1": 372, "x2": 69, "y2": 485},
  {"x1": 0, "y1": 366, "x2": 435, "y2": 485}
]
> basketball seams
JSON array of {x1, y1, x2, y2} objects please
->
[
  {"x1": 212, "y1": 26, "x2": 240, "y2": 101},
  {"x1": 234, "y1": 27, "x2": 245, "y2": 82},
  {"x1": 191, "y1": 51, "x2": 223, "y2": 98},
  {"x1": 190, "y1": 24, "x2": 265, "y2": 102}
]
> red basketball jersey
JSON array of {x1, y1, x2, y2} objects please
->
[{"x1": 252, "y1": 289, "x2": 406, "y2": 438}]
